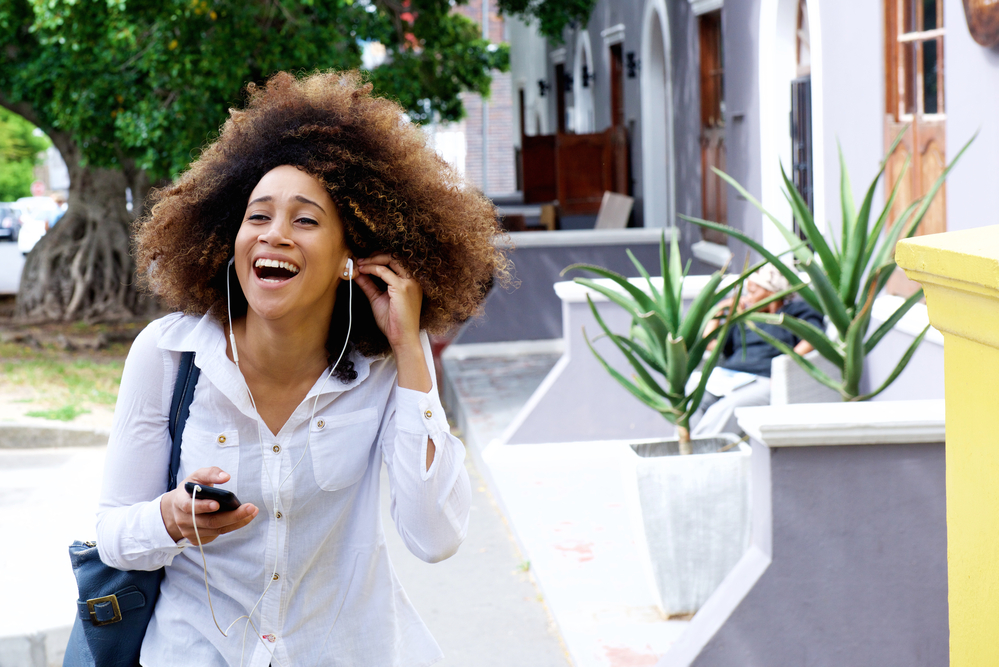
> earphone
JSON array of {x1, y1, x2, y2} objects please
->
[{"x1": 198, "y1": 256, "x2": 356, "y2": 666}]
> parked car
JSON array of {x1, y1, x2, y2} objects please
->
[
  {"x1": 17, "y1": 214, "x2": 46, "y2": 255},
  {"x1": 15, "y1": 196, "x2": 60, "y2": 227},
  {"x1": 14, "y1": 196, "x2": 61, "y2": 255},
  {"x1": 0, "y1": 204, "x2": 19, "y2": 242}
]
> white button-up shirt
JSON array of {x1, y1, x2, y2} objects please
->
[{"x1": 96, "y1": 313, "x2": 470, "y2": 666}]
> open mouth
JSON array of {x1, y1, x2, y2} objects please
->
[{"x1": 253, "y1": 258, "x2": 301, "y2": 284}]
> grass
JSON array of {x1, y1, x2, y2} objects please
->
[
  {"x1": 26, "y1": 405, "x2": 91, "y2": 421},
  {"x1": 0, "y1": 335, "x2": 129, "y2": 421}
]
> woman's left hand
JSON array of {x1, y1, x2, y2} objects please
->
[{"x1": 354, "y1": 253, "x2": 423, "y2": 350}]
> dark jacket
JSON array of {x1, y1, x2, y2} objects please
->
[{"x1": 718, "y1": 299, "x2": 825, "y2": 377}]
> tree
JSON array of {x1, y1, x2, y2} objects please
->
[
  {"x1": 0, "y1": 0, "x2": 509, "y2": 322},
  {"x1": 496, "y1": 0, "x2": 596, "y2": 42},
  {"x1": 0, "y1": 107, "x2": 50, "y2": 201}
]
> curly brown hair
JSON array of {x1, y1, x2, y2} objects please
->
[{"x1": 134, "y1": 70, "x2": 509, "y2": 379}]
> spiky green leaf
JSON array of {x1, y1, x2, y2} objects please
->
[{"x1": 864, "y1": 288, "x2": 925, "y2": 355}]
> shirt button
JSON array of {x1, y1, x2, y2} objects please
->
[
  {"x1": 316, "y1": 419, "x2": 325, "y2": 429},
  {"x1": 263, "y1": 634, "x2": 276, "y2": 643},
  {"x1": 275, "y1": 511, "x2": 282, "y2": 519},
  {"x1": 272, "y1": 445, "x2": 281, "y2": 454},
  {"x1": 272, "y1": 573, "x2": 280, "y2": 581},
  {"x1": 424, "y1": 410, "x2": 433, "y2": 419},
  {"x1": 217, "y1": 434, "x2": 227, "y2": 444}
]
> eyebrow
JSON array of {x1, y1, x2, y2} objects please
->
[{"x1": 246, "y1": 195, "x2": 327, "y2": 215}]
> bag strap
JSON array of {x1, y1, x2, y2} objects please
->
[{"x1": 167, "y1": 351, "x2": 200, "y2": 492}]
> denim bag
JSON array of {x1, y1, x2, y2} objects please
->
[{"x1": 64, "y1": 351, "x2": 200, "y2": 667}]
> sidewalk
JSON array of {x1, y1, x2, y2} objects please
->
[
  {"x1": 441, "y1": 344, "x2": 691, "y2": 667},
  {"x1": 0, "y1": 404, "x2": 569, "y2": 666}
]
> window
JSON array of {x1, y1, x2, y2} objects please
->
[{"x1": 884, "y1": 0, "x2": 946, "y2": 238}]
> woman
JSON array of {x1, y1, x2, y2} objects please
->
[{"x1": 96, "y1": 71, "x2": 508, "y2": 666}]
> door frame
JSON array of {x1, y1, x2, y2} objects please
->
[{"x1": 640, "y1": 0, "x2": 676, "y2": 229}]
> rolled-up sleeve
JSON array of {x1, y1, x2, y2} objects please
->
[
  {"x1": 96, "y1": 322, "x2": 186, "y2": 571},
  {"x1": 382, "y1": 334, "x2": 470, "y2": 563}
]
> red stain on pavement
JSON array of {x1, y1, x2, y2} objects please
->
[
  {"x1": 553, "y1": 540, "x2": 594, "y2": 562},
  {"x1": 603, "y1": 644, "x2": 661, "y2": 666}
]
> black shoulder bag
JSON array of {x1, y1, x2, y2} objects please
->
[{"x1": 63, "y1": 351, "x2": 200, "y2": 667}]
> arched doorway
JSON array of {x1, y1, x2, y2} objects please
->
[
  {"x1": 640, "y1": 0, "x2": 675, "y2": 229},
  {"x1": 759, "y1": 0, "x2": 825, "y2": 252},
  {"x1": 573, "y1": 31, "x2": 595, "y2": 133}
]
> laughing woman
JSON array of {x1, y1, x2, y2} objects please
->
[{"x1": 93, "y1": 71, "x2": 508, "y2": 666}]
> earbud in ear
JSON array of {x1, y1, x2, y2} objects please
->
[
  {"x1": 344, "y1": 258, "x2": 354, "y2": 279},
  {"x1": 228, "y1": 257, "x2": 235, "y2": 268}
]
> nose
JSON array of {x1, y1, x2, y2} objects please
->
[{"x1": 258, "y1": 215, "x2": 293, "y2": 246}]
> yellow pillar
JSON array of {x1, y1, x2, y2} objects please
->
[{"x1": 898, "y1": 226, "x2": 999, "y2": 666}]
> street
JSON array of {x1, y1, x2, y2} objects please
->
[{"x1": 0, "y1": 241, "x2": 25, "y2": 295}]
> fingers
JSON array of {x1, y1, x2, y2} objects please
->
[
  {"x1": 356, "y1": 255, "x2": 415, "y2": 283},
  {"x1": 182, "y1": 502, "x2": 259, "y2": 545},
  {"x1": 359, "y1": 262, "x2": 406, "y2": 288},
  {"x1": 353, "y1": 273, "x2": 384, "y2": 305},
  {"x1": 185, "y1": 466, "x2": 230, "y2": 487}
]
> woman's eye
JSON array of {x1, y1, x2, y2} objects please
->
[
  {"x1": 297, "y1": 217, "x2": 319, "y2": 226},
  {"x1": 248, "y1": 213, "x2": 269, "y2": 222}
]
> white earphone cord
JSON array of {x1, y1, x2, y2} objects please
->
[{"x1": 203, "y1": 258, "x2": 354, "y2": 666}]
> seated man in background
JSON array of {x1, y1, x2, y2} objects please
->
[{"x1": 691, "y1": 264, "x2": 824, "y2": 437}]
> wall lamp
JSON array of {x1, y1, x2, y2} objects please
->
[{"x1": 627, "y1": 52, "x2": 640, "y2": 78}]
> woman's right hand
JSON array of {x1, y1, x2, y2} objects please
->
[{"x1": 160, "y1": 467, "x2": 258, "y2": 545}]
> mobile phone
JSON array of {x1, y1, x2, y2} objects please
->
[{"x1": 184, "y1": 482, "x2": 241, "y2": 513}]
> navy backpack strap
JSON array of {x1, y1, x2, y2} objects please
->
[{"x1": 167, "y1": 351, "x2": 200, "y2": 492}]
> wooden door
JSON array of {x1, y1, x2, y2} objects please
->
[
  {"x1": 522, "y1": 134, "x2": 557, "y2": 203},
  {"x1": 608, "y1": 43, "x2": 631, "y2": 197},
  {"x1": 698, "y1": 10, "x2": 727, "y2": 243},
  {"x1": 610, "y1": 44, "x2": 625, "y2": 129},
  {"x1": 555, "y1": 128, "x2": 628, "y2": 215},
  {"x1": 885, "y1": 0, "x2": 946, "y2": 237}
]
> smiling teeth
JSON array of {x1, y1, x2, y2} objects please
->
[{"x1": 254, "y1": 258, "x2": 300, "y2": 274}]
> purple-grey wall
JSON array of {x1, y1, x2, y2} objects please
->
[
  {"x1": 455, "y1": 235, "x2": 714, "y2": 344},
  {"x1": 692, "y1": 440, "x2": 948, "y2": 667},
  {"x1": 721, "y1": 0, "x2": 764, "y2": 263}
]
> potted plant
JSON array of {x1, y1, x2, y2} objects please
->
[
  {"x1": 681, "y1": 132, "x2": 973, "y2": 400},
  {"x1": 563, "y1": 233, "x2": 799, "y2": 618}
]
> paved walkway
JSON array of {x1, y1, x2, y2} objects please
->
[
  {"x1": 441, "y1": 344, "x2": 691, "y2": 667},
  {"x1": 0, "y1": 413, "x2": 569, "y2": 666}
]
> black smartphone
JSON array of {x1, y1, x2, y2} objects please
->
[{"x1": 184, "y1": 482, "x2": 241, "y2": 513}]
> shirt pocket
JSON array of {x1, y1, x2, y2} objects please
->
[
  {"x1": 180, "y1": 427, "x2": 240, "y2": 496},
  {"x1": 309, "y1": 407, "x2": 379, "y2": 492}
]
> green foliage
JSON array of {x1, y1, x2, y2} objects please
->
[
  {"x1": 0, "y1": 0, "x2": 509, "y2": 180},
  {"x1": 0, "y1": 106, "x2": 50, "y2": 201},
  {"x1": 26, "y1": 404, "x2": 91, "y2": 421},
  {"x1": 564, "y1": 233, "x2": 801, "y2": 448},
  {"x1": 682, "y1": 131, "x2": 974, "y2": 401},
  {"x1": 496, "y1": 0, "x2": 596, "y2": 42}
]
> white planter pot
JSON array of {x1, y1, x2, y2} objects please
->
[{"x1": 623, "y1": 434, "x2": 751, "y2": 618}]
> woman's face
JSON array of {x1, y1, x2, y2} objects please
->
[{"x1": 234, "y1": 165, "x2": 350, "y2": 322}]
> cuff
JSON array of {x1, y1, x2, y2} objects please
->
[
  {"x1": 395, "y1": 387, "x2": 450, "y2": 438},
  {"x1": 141, "y1": 494, "x2": 186, "y2": 552}
]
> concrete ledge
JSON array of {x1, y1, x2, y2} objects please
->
[
  {"x1": 497, "y1": 227, "x2": 676, "y2": 249},
  {"x1": 0, "y1": 423, "x2": 110, "y2": 448},
  {"x1": 734, "y1": 399, "x2": 945, "y2": 447}
]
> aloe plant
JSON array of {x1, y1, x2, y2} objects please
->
[
  {"x1": 564, "y1": 233, "x2": 800, "y2": 453},
  {"x1": 681, "y1": 132, "x2": 974, "y2": 401}
]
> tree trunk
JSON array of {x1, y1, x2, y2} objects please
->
[{"x1": 15, "y1": 136, "x2": 153, "y2": 323}]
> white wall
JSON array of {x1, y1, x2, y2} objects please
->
[{"x1": 944, "y1": 0, "x2": 999, "y2": 232}]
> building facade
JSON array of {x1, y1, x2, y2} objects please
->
[{"x1": 507, "y1": 0, "x2": 999, "y2": 266}]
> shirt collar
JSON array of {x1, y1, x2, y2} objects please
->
[{"x1": 156, "y1": 312, "x2": 377, "y2": 419}]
